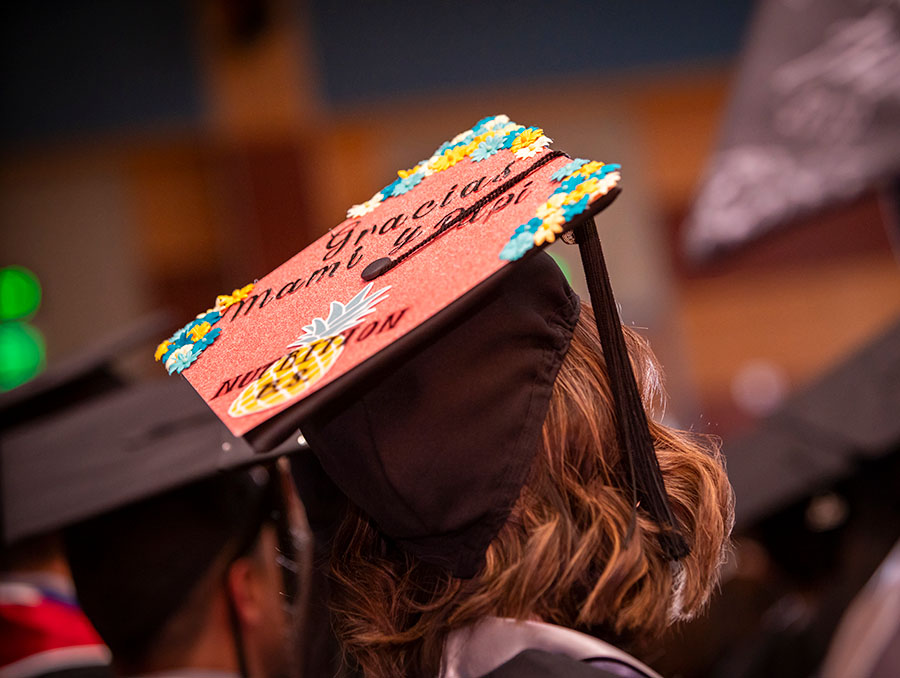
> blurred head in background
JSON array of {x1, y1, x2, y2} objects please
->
[{"x1": 65, "y1": 463, "x2": 308, "y2": 678}]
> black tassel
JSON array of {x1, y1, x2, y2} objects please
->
[{"x1": 574, "y1": 216, "x2": 689, "y2": 560}]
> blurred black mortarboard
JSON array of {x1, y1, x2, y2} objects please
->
[
  {"x1": 156, "y1": 115, "x2": 688, "y2": 577},
  {"x1": 0, "y1": 313, "x2": 171, "y2": 544},
  {"x1": 2, "y1": 315, "x2": 309, "y2": 660},
  {"x1": 2, "y1": 377, "x2": 296, "y2": 546},
  {"x1": 0, "y1": 312, "x2": 170, "y2": 431},
  {"x1": 727, "y1": 317, "x2": 900, "y2": 529}
]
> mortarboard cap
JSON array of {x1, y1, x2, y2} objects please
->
[
  {"x1": 727, "y1": 317, "x2": 900, "y2": 529},
  {"x1": 1, "y1": 377, "x2": 295, "y2": 545},
  {"x1": 0, "y1": 313, "x2": 171, "y2": 544},
  {"x1": 0, "y1": 312, "x2": 170, "y2": 431},
  {"x1": 156, "y1": 115, "x2": 686, "y2": 576},
  {"x1": 2, "y1": 320, "x2": 309, "y2": 660}
]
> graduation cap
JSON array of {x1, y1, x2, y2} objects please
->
[
  {"x1": 727, "y1": 316, "x2": 900, "y2": 529},
  {"x1": 156, "y1": 115, "x2": 687, "y2": 576},
  {"x1": 4, "y1": 376, "x2": 308, "y2": 654},
  {"x1": 0, "y1": 312, "x2": 170, "y2": 431},
  {"x1": 2, "y1": 374, "x2": 307, "y2": 546},
  {"x1": 0, "y1": 313, "x2": 171, "y2": 544},
  {"x1": 2, "y1": 318, "x2": 311, "y2": 663}
]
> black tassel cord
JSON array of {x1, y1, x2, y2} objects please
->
[{"x1": 574, "y1": 216, "x2": 690, "y2": 561}]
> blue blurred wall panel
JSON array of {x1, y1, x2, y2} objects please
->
[
  {"x1": 1, "y1": 1, "x2": 202, "y2": 145},
  {"x1": 308, "y1": 0, "x2": 754, "y2": 106}
]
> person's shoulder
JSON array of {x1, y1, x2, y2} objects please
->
[{"x1": 478, "y1": 648, "x2": 656, "y2": 678}]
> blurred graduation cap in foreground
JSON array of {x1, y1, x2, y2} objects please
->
[
  {"x1": 2, "y1": 343, "x2": 310, "y2": 662},
  {"x1": 1, "y1": 378, "x2": 296, "y2": 546},
  {"x1": 726, "y1": 316, "x2": 900, "y2": 529},
  {"x1": 156, "y1": 115, "x2": 689, "y2": 577},
  {"x1": 0, "y1": 313, "x2": 170, "y2": 544},
  {"x1": 0, "y1": 311, "x2": 301, "y2": 546},
  {"x1": 0, "y1": 312, "x2": 170, "y2": 432}
]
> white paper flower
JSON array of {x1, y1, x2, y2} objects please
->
[
  {"x1": 590, "y1": 172, "x2": 622, "y2": 199},
  {"x1": 484, "y1": 115, "x2": 510, "y2": 130},
  {"x1": 513, "y1": 134, "x2": 552, "y2": 160},
  {"x1": 346, "y1": 192, "x2": 384, "y2": 219}
]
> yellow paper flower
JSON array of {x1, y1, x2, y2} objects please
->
[
  {"x1": 533, "y1": 215, "x2": 565, "y2": 246},
  {"x1": 470, "y1": 131, "x2": 495, "y2": 146},
  {"x1": 188, "y1": 321, "x2": 212, "y2": 342},
  {"x1": 565, "y1": 178, "x2": 601, "y2": 204},
  {"x1": 429, "y1": 144, "x2": 469, "y2": 172},
  {"x1": 215, "y1": 283, "x2": 255, "y2": 311},
  {"x1": 232, "y1": 283, "x2": 254, "y2": 301},
  {"x1": 535, "y1": 193, "x2": 566, "y2": 220},
  {"x1": 510, "y1": 128, "x2": 544, "y2": 153},
  {"x1": 398, "y1": 163, "x2": 427, "y2": 179},
  {"x1": 460, "y1": 140, "x2": 479, "y2": 157},
  {"x1": 543, "y1": 211, "x2": 566, "y2": 230},
  {"x1": 154, "y1": 340, "x2": 171, "y2": 362},
  {"x1": 577, "y1": 161, "x2": 605, "y2": 177},
  {"x1": 429, "y1": 155, "x2": 451, "y2": 173}
]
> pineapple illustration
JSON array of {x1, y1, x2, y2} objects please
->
[{"x1": 228, "y1": 283, "x2": 390, "y2": 417}]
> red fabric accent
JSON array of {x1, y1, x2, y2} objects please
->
[{"x1": 0, "y1": 597, "x2": 104, "y2": 667}]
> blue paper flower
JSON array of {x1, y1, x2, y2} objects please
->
[
  {"x1": 391, "y1": 169, "x2": 425, "y2": 196},
  {"x1": 379, "y1": 177, "x2": 403, "y2": 200},
  {"x1": 170, "y1": 326, "x2": 189, "y2": 344},
  {"x1": 193, "y1": 326, "x2": 222, "y2": 351},
  {"x1": 165, "y1": 345, "x2": 199, "y2": 374},
  {"x1": 500, "y1": 231, "x2": 537, "y2": 261},
  {"x1": 558, "y1": 175, "x2": 583, "y2": 193},
  {"x1": 195, "y1": 310, "x2": 221, "y2": 325},
  {"x1": 551, "y1": 158, "x2": 590, "y2": 182},
  {"x1": 499, "y1": 127, "x2": 522, "y2": 150},
  {"x1": 470, "y1": 136, "x2": 505, "y2": 162},
  {"x1": 158, "y1": 345, "x2": 177, "y2": 364},
  {"x1": 472, "y1": 115, "x2": 497, "y2": 134},
  {"x1": 600, "y1": 162, "x2": 621, "y2": 175},
  {"x1": 432, "y1": 139, "x2": 455, "y2": 156},
  {"x1": 562, "y1": 195, "x2": 591, "y2": 221},
  {"x1": 512, "y1": 217, "x2": 543, "y2": 237},
  {"x1": 587, "y1": 163, "x2": 621, "y2": 181}
]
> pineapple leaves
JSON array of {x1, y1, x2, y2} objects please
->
[{"x1": 288, "y1": 283, "x2": 391, "y2": 348}]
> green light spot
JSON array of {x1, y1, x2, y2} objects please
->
[
  {"x1": 0, "y1": 266, "x2": 42, "y2": 321},
  {"x1": 548, "y1": 250, "x2": 573, "y2": 285},
  {"x1": 0, "y1": 322, "x2": 46, "y2": 391}
]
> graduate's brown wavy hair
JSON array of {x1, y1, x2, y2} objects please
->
[{"x1": 328, "y1": 305, "x2": 734, "y2": 677}]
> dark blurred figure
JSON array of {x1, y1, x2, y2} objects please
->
[
  {"x1": 0, "y1": 326, "x2": 155, "y2": 678},
  {"x1": 4, "y1": 376, "x2": 312, "y2": 678},
  {"x1": 0, "y1": 534, "x2": 111, "y2": 678},
  {"x1": 65, "y1": 463, "x2": 304, "y2": 678}
]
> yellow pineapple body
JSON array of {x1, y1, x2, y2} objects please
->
[{"x1": 229, "y1": 335, "x2": 345, "y2": 417}]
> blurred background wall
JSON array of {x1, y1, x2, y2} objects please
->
[{"x1": 2, "y1": 1, "x2": 899, "y2": 676}]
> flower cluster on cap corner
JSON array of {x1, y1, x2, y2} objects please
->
[
  {"x1": 499, "y1": 159, "x2": 622, "y2": 261},
  {"x1": 346, "y1": 115, "x2": 553, "y2": 219},
  {"x1": 154, "y1": 284, "x2": 255, "y2": 374}
]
